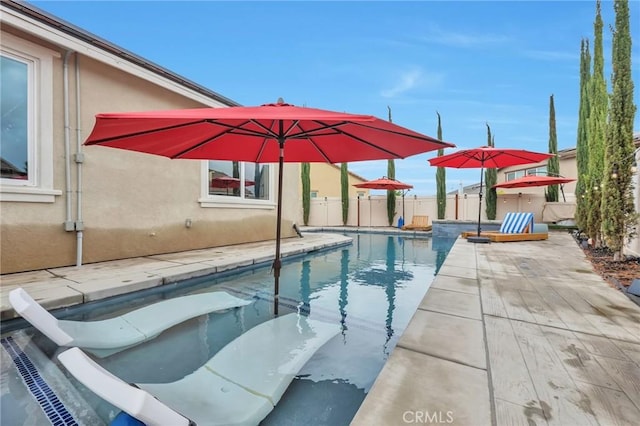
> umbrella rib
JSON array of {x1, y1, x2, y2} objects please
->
[
  {"x1": 308, "y1": 120, "x2": 405, "y2": 158},
  {"x1": 88, "y1": 120, "x2": 207, "y2": 144},
  {"x1": 173, "y1": 120, "x2": 281, "y2": 159}
]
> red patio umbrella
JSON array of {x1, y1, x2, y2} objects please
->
[
  {"x1": 354, "y1": 177, "x2": 413, "y2": 225},
  {"x1": 493, "y1": 174, "x2": 575, "y2": 202},
  {"x1": 428, "y1": 146, "x2": 553, "y2": 242},
  {"x1": 85, "y1": 99, "x2": 455, "y2": 314},
  {"x1": 353, "y1": 177, "x2": 413, "y2": 191},
  {"x1": 210, "y1": 176, "x2": 255, "y2": 195}
]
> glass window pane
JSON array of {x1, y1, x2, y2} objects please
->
[
  {"x1": 208, "y1": 160, "x2": 240, "y2": 197},
  {"x1": 245, "y1": 163, "x2": 269, "y2": 200},
  {"x1": 1, "y1": 55, "x2": 29, "y2": 180}
]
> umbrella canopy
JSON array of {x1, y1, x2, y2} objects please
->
[
  {"x1": 354, "y1": 177, "x2": 413, "y2": 224},
  {"x1": 210, "y1": 176, "x2": 255, "y2": 189},
  {"x1": 493, "y1": 174, "x2": 575, "y2": 202},
  {"x1": 85, "y1": 100, "x2": 454, "y2": 163},
  {"x1": 428, "y1": 146, "x2": 553, "y2": 241},
  {"x1": 428, "y1": 146, "x2": 553, "y2": 169},
  {"x1": 353, "y1": 177, "x2": 413, "y2": 191},
  {"x1": 492, "y1": 175, "x2": 575, "y2": 189},
  {"x1": 85, "y1": 99, "x2": 455, "y2": 314}
]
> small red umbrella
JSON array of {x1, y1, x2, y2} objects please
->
[
  {"x1": 85, "y1": 99, "x2": 455, "y2": 314},
  {"x1": 493, "y1": 174, "x2": 575, "y2": 202},
  {"x1": 210, "y1": 176, "x2": 255, "y2": 195},
  {"x1": 428, "y1": 146, "x2": 553, "y2": 241},
  {"x1": 492, "y1": 175, "x2": 575, "y2": 189},
  {"x1": 354, "y1": 177, "x2": 413, "y2": 225},
  {"x1": 353, "y1": 177, "x2": 413, "y2": 191}
]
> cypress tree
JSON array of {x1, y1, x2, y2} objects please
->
[
  {"x1": 301, "y1": 163, "x2": 311, "y2": 225},
  {"x1": 436, "y1": 112, "x2": 447, "y2": 219},
  {"x1": 601, "y1": 0, "x2": 637, "y2": 260},
  {"x1": 387, "y1": 106, "x2": 396, "y2": 226},
  {"x1": 485, "y1": 124, "x2": 497, "y2": 220},
  {"x1": 546, "y1": 95, "x2": 560, "y2": 202},
  {"x1": 341, "y1": 162, "x2": 349, "y2": 225},
  {"x1": 585, "y1": 0, "x2": 608, "y2": 246},
  {"x1": 575, "y1": 38, "x2": 591, "y2": 231}
]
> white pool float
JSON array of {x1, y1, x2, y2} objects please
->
[
  {"x1": 58, "y1": 313, "x2": 339, "y2": 425},
  {"x1": 9, "y1": 287, "x2": 252, "y2": 357}
]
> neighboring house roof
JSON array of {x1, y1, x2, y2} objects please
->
[
  {"x1": 1, "y1": 0, "x2": 240, "y2": 107},
  {"x1": 1, "y1": 157, "x2": 27, "y2": 178},
  {"x1": 498, "y1": 131, "x2": 640, "y2": 171},
  {"x1": 447, "y1": 182, "x2": 482, "y2": 195},
  {"x1": 328, "y1": 164, "x2": 369, "y2": 183}
]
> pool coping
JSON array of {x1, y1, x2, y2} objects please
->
[{"x1": 0, "y1": 233, "x2": 352, "y2": 321}]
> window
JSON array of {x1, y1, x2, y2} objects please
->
[
  {"x1": 505, "y1": 166, "x2": 547, "y2": 181},
  {"x1": 0, "y1": 32, "x2": 58, "y2": 202},
  {"x1": 200, "y1": 160, "x2": 273, "y2": 208},
  {"x1": 310, "y1": 191, "x2": 318, "y2": 198},
  {"x1": 1, "y1": 56, "x2": 29, "y2": 181}
]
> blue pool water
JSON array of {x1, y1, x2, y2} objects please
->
[{"x1": 1, "y1": 233, "x2": 455, "y2": 426}]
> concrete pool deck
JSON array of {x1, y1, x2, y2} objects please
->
[
  {"x1": 352, "y1": 231, "x2": 640, "y2": 426},
  {"x1": 1, "y1": 230, "x2": 639, "y2": 425}
]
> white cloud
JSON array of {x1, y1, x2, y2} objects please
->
[
  {"x1": 522, "y1": 50, "x2": 578, "y2": 61},
  {"x1": 380, "y1": 68, "x2": 444, "y2": 98},
  {"x1": 418, "y1": 26, "x2": 511, "y2": 48}
]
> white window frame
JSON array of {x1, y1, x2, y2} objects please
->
[
  {"x1": 0, "y1": 32, "x2": 60, "y2": 203},
  {"x1": 198, "y1": 161, "x2": 276, "y2": 209}
]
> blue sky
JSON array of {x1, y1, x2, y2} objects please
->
[{"x1": 31, "y1": 0, "x2": 640, "y2": 195}]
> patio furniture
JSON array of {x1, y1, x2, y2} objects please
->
[
  {"x1": 9, "y1": 288, "x2": 252, "y2": 357},
  {"x1": 401, "y1": 215, "x2": 432, "y2": 231},
  {"x1": 57, "y1": 313, "x2": 340, "y2": 426},
  {"x1": 461, "y1": 212, "x2": 548, "y2": 242}
]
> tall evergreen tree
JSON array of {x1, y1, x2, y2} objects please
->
[
  {"x1": 485, "y1": 124, "x2": 497, "y2": 220},
  {"x1": 436, "y1": 112, "x2": 447, "y2": 219},
  {"x1": 301, "y1": 163, "x2": 311, "y2": 225},
  {"x1": 386, "y1": 106, "x2": 396, "y2": 226},
  {"x1": 585, "y1": 0, "x2": 608, "y2": 246},
  {"x1": 575, "y1": 38, "x2": 592, "y2": 231},
  {"x1": 601, "y1": 0, "x2": 637, "y2": 260},
  {"x1": 341, "y1": 162, "x2": 349, "y2": 225},
  {"x1": 546, "y1": 95, "x2": 560, "y2": 202}
]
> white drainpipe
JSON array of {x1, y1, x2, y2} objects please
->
[
  {"x1": 63, "y1": 50, "x2": 84, "y2": 266},
  {"x1": 74, "y1": 53, "x2": 84, "y2": 266},
  {"x1": 62, "y1": 51, "x2": 74, "y2": 231}
]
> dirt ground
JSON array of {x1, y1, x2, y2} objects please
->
[{"x1": 581, "y1": 245, "x2": 640, "y2": 288}]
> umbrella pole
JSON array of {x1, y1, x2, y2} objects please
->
[
  {"x1": 477, "y1": 165, "x2": 484, "y2": 237},
  {"x1": 273, "y1": 134, "x2": 285, "y2": 316}
]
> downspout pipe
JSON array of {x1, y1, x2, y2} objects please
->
[
  {"x1": 62, "y1": 50, "x2": 74, "y2": 231},
  {"x1": 74, "y1": 53, "x2": 84, "y2": 266}
]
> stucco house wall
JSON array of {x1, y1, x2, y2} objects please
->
[
  {"x1": 300, "y1": 163, "x2": 370, "y2": 199},
  {"x1": 0, "y1": 2, "x2": 296, "y2": 274}
]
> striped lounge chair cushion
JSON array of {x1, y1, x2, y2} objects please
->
[{"x1": 499, "y1": 212, "x2": 534, "y2": 234}]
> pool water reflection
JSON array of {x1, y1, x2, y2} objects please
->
[{"x1": 3, "y1": 233, "x2": 455, "y2": 426}]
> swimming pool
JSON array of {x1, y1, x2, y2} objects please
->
[{"x1": 1, "y1": 232, "x2": 455, "y2": 425}]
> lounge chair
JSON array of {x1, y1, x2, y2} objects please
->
[
  {"x1": 9, "y1": 287, "x2": 252, "y2": 357},
  {"x1": 57, "y1": 313, "x2": 339, "y2": 426},
  {"x1": 402, "y1": 215, "x2": 432, "y2": 231},
  {"x1": 461, "y1": 212, "x2": 548, "y2": 242}
]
